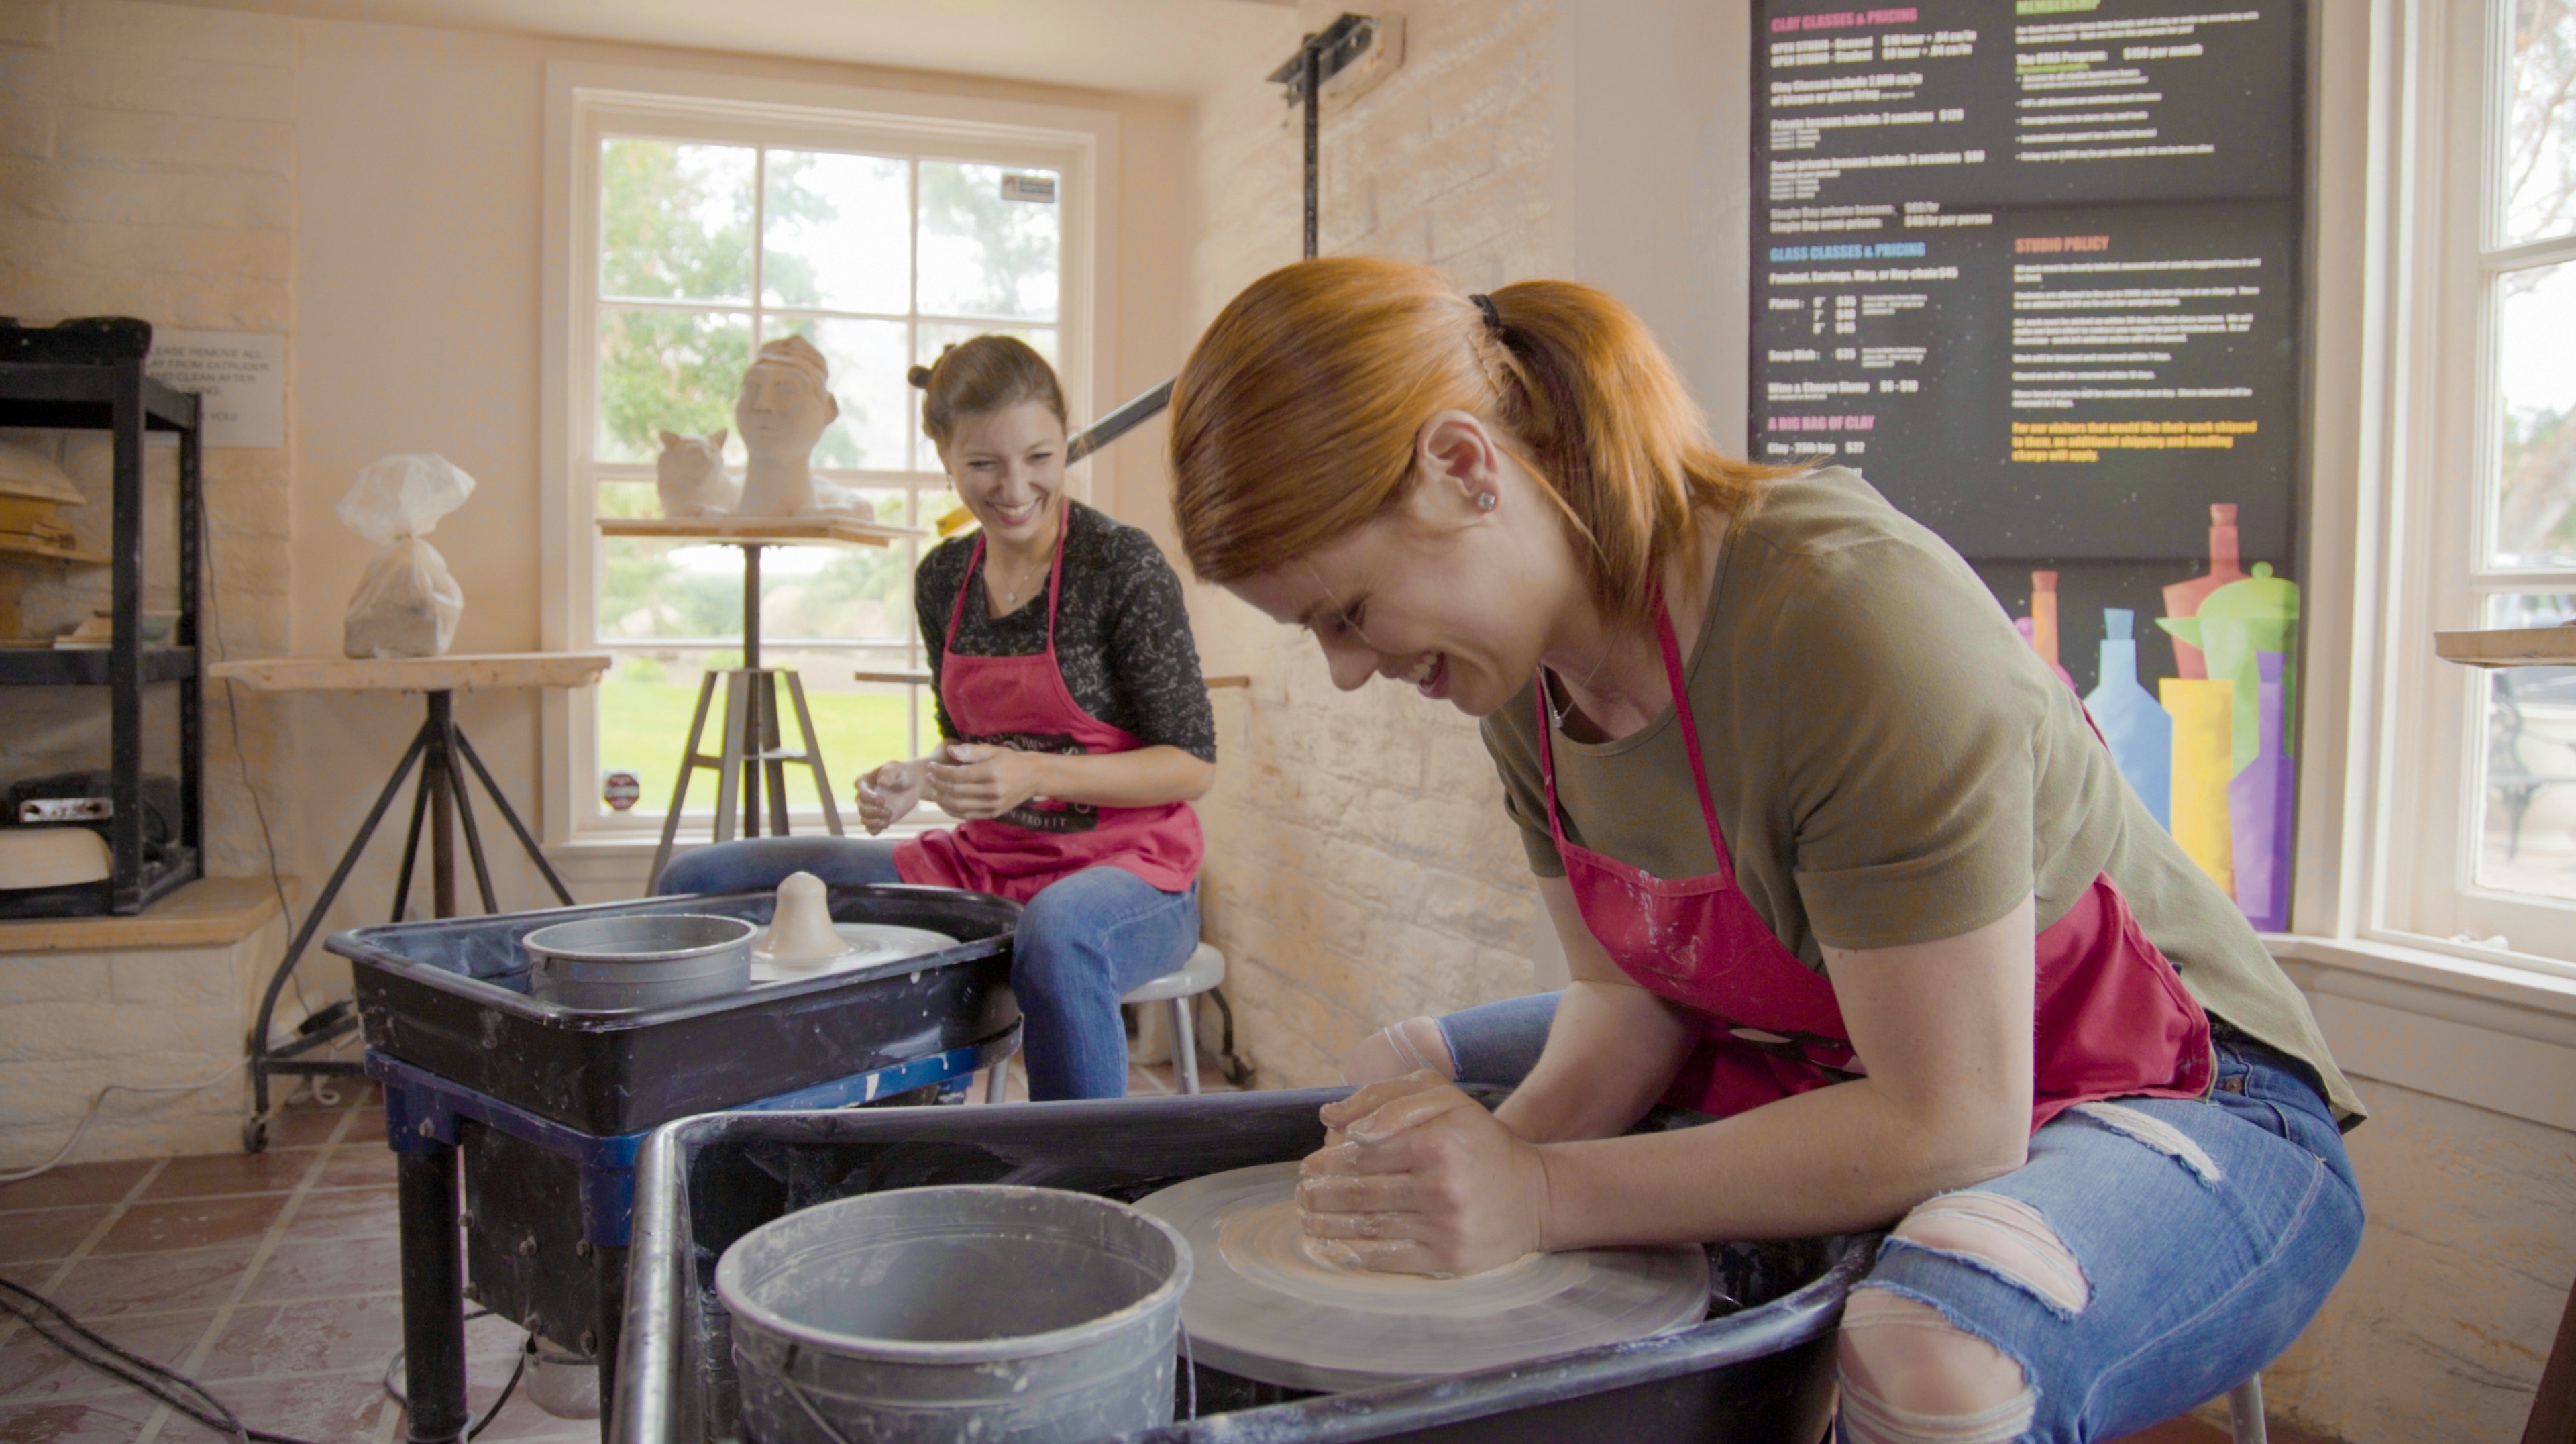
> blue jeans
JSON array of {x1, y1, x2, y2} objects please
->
[
  {"x1": 1436, "y1": 993, "x2": 2365, "y2": 1441},
  {"x1": 657, "y1": 837, "x2": 1201, "y2": 1102}
]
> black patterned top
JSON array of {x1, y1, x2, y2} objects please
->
[{"x1": 914, "y1": 502, "x2": 1217, "y2": 763}]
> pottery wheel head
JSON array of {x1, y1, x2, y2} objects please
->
[{"x1": 1135, "y1": 1162, "x2": 1709, "y2": 1394}]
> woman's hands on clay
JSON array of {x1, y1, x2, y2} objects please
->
[
  {"x1": 1296, "y1": 1072, "x2": 1554, "y2": 1276},
  {"x1": 853, "y1": 759, "x2": 926, "y2": 835},
  {"x1": 924, "y1": 743, "x2": 1051, "y2": 821}
]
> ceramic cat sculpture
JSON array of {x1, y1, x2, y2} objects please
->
[
  {"x1": 653, "y1": 429, "x2": 739, "y2": 517},
  {"x1": 731, "y1": 336, "x2": 874, "y2": 521}
]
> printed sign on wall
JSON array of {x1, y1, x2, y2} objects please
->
[
  {"x1": 146, "y1": 331, "x2": 285, "y2": 450},
  {"x1": 1749, "y1": 1, "x2": 2308, "y2": 929}
]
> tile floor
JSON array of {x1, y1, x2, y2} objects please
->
[
  {"x1": 0, "y1": 1060, "x2": 1222, "y2": 1444},
  {"x1": 0, "y1": 1061, "x2": 2324, "y2": 1444}
]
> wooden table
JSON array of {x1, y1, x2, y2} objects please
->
[{"x1": 209, "y1": 650, "x2": 610, "y2": 1147}]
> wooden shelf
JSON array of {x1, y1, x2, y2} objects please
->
[
  {"x1": 0, "y1": 875, "x2": 290, "y2": 954},
  {"x1": 600, "y1": 516, "x2": 922, "y2": 548},
  {"x1": 853, "y1": 668, "x2": 1253, "y2": 690},
  {"x1": 0, "y1": 645, "x2": 196, "y2": 686},
  {"x1": 2435, "y1": 627, "x2": 2576, "y2": 668},
  {"x1": 0, "y1": 534, "x2": 107, "y2": 566}
]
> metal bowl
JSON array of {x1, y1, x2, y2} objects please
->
[{"x1": 523, "y1": 913, "x2": 755, "y2": 1012}]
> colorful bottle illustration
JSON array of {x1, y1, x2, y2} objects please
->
[
  {"x1": 2085, "y1": 609, "x2": 2172, "y2": 829},
  {"x1": 2229, "y1": 651, "x2": 2295, "y2": 931},
  {"x1": 2157, "y1": 562, "x2": 2299, "y2": 773},
  {"x1": 2160, "y1": 504, "x2": 2247, "y2": 680},
  {"x1": 2163, "y1": 676, "x2": 2237, "y2": 898},
  {"x1": 2019, "y1": 572, "x2": 2078, "y2": 691},
  {"x1": 2031, "y1": 570, "x2": 2061, "y2": 670}
]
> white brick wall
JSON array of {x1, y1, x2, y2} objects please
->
[
  {"x1": 1184, "y1": 0, "x2": 1569, "y2": 1088},
  {"x1": 1, "y1": 0, "x2": 299, "y2": 1162},
  {"x1": 0, "y1": 915, "x2": 284, "y2": 1164},
  {"x1": 0, "y1": 0, "x2": 299, "y2": 881}
]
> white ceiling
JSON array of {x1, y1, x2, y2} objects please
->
[{"x1": 168, "y1": 0, "x2": 1305, "y2": 98}]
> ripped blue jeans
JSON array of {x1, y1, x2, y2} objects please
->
[{"x1": 1435, "y1": 994, "x2": 2364, "y2": 1443}]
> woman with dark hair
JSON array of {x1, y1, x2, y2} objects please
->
[
  {"x1": 1166, "y1": 257, "x2": 2362, "y2": 1443},
  {"x1": 661, "y1": 336, "x2": 1215, "y2": 1101}
]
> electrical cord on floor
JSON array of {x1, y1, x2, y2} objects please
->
[
  {"x1": 0, "y1": 1276, "x2": 321, "y2": 1444},
  {"x1": 381, "y1": 1310, "x2": 529, "y2": 1441},
  {"x1": 0, "y1": 1058, "x2": 250, "y2": 1184}
]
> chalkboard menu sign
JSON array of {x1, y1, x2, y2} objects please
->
[{"x1": 1749, "y1": 1, "x2": 2308, "y2": 927}]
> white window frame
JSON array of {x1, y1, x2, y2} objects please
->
[
  {"x1": 535, "y1": 62, "x2": 1118, "y2": 859},
  {"x1": 2349, "y1": 0, "x2": 2576, "y2": 975}
]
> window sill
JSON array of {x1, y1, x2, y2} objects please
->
[{"x1": 2267, "y1": 933, "x2": 2576, "y2": 1131}]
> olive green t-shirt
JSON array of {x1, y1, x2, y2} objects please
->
[{"x1": 1483, "y1": 468, "x2": 2363, "y2": 1125}]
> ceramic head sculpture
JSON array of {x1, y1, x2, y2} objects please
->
[
  {"x1": 654, "y1": 429, "x2": 739, "y2": 517},
  {"x1": 732, "y1": 336, "x2": 873, "y2": 520}
]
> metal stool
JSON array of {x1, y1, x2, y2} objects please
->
[
  {"x1": 2228, "y1": 1374, "x2": 2267, "y2": 1443},
  {"x1": 983, "y1": 942, "x2": 1228, "y2": 1101}
]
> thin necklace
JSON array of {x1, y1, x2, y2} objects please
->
[{"x1": 1546, "y1": 635, "x2": 1621, "y2": 731}]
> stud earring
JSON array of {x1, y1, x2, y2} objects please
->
[{"x1": 1474, "y1": 493, "x2": 1497, "y2": 511}]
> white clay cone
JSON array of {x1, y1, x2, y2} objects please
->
[{"x1": 765, "y1": 871, "x2": 851, "y2": 968}]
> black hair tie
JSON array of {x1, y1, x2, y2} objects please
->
[{"x1": 1470, "y1": 293, "x2": 1503, "y2": 336}]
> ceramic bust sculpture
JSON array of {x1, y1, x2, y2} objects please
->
[
  {"x1": 731, "y1": 336, "x2": 873, "y2": 520},
  {"x1": 654, "y1": 429, "x2": 739, "y2": 517}
]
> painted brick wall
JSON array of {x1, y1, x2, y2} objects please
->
[
  {"x1": 1183, "y1": 0, "x2": 1569, "y2": 1089},
  {"x1": 0, "y1": 0, "x2": 298, "y2": 875},
  {"x1": 0, "y1": 0, "x2": 299, "y2": 1155}
]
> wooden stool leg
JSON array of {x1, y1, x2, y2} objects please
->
[
  {"x1": 1173, "y1": 996, "x2": 1200, "y2": 1096},
  {"x1": 649, "y1": 670, "x2": 722, "y2": 891},
  {"x1": 2521, "y1": 1272, "x2": 2576, "y2": 1444},
  {"x1": 712, "y1": 671, "x2": 748, "y2": 843},
  {"x1": 784, "y1": 670, "x2": 843, "y2": 835},
  {"x1": 2228, "y1": 1375, "x2": 2267, "y2": 1444},
  {"x1": 760, "y1": 670, "x2": 791, "y2": 837}
]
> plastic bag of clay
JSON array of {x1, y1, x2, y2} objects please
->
[{"x1": 338, "y1": 454, "x2": 474, "y2": 659}]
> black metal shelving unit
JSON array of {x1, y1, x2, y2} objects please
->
[{"x1": 0, "y1": 359, "x2": 204, "y2": 914}]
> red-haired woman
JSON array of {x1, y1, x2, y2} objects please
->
[{"x1": 1167, "y1": 258, "x2": 2361, "y2": 1443}]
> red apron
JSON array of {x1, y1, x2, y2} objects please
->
[
  {"x1": 894, "y1": 517, "x2": 1203, "y2": 905},
  {"x1": 1534, "y1": 602, "x2": 2212, "y2": 1129}
]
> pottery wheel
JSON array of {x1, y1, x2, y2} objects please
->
[
  {"x1": 1134, "y1": 1162, "x2": 1709, "y2": 1393},
  {"x1": 747, "y1": 923, "x2": 957, "y2": 983}
]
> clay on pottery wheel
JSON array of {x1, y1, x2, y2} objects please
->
[
  {"x1": 760, "y1": 872, "x2": 851, "y2": 969},
  {"x1": 1136, "y1": 1162, "x2": 1709, "y2": 1393}
]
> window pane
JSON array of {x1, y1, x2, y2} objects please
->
[
  {"x1": 594, "y1": 646, "x2": 912, "y2": 818},
  {"x1": 596, "y1": 647, "x2": 731, "y2": 818},
  {"x1": 2490, "y1": 261, "x2": 2576, "y2": 565},
  {"x1": 918, "y1": 162, "x2": 1061, "y2": 321},
  {"x1": 598, "y1": 529, "x2": 745, "y2": 641},
  {"x1": 787, "y1": 658, "x2": 921, "y2": 803},
  {"x1": 765, "y1": 316, "x2": 910, "y2": 470},
  {"x1": 916, "y1": 322, "x2": 1059, "y2": 368},
  {"x1": 757, "y1": 522, "x2": 914, "y2": 644},
  {"x1": 2504, "y1": 0, "x2": 2576, "y2": 246},
  {"x1": 600, "y1": 140, "x2": 755, "y2": 303},
  {"x1": 763, "y1": 150, "x2": 910, "y2": 314},
  {"x1": 597, "y1": 309, "x2": 751, "y2": 465},
  {"x1": 2477, "y1": 594, "x2": 2576, "y2": 900}
]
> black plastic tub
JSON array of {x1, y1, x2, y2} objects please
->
[
  {"x1": 619, "y1": 1090, "x2": 1872, "y2": 1444},
  {"x1": 329, "y1": 884, "x2": 1022, "y2": 1135}
]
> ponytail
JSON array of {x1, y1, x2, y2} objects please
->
[{"x1": 1170, "y1": 258, "x2": 1784, "y2": 623}]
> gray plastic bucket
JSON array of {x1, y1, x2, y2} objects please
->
[
  {"x1": 522, "y1": 913, "x2": 754, "y2": 1012},
  {"x1": 716, "y1": 1185, "x2": 1191, "y2": 1444}
]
